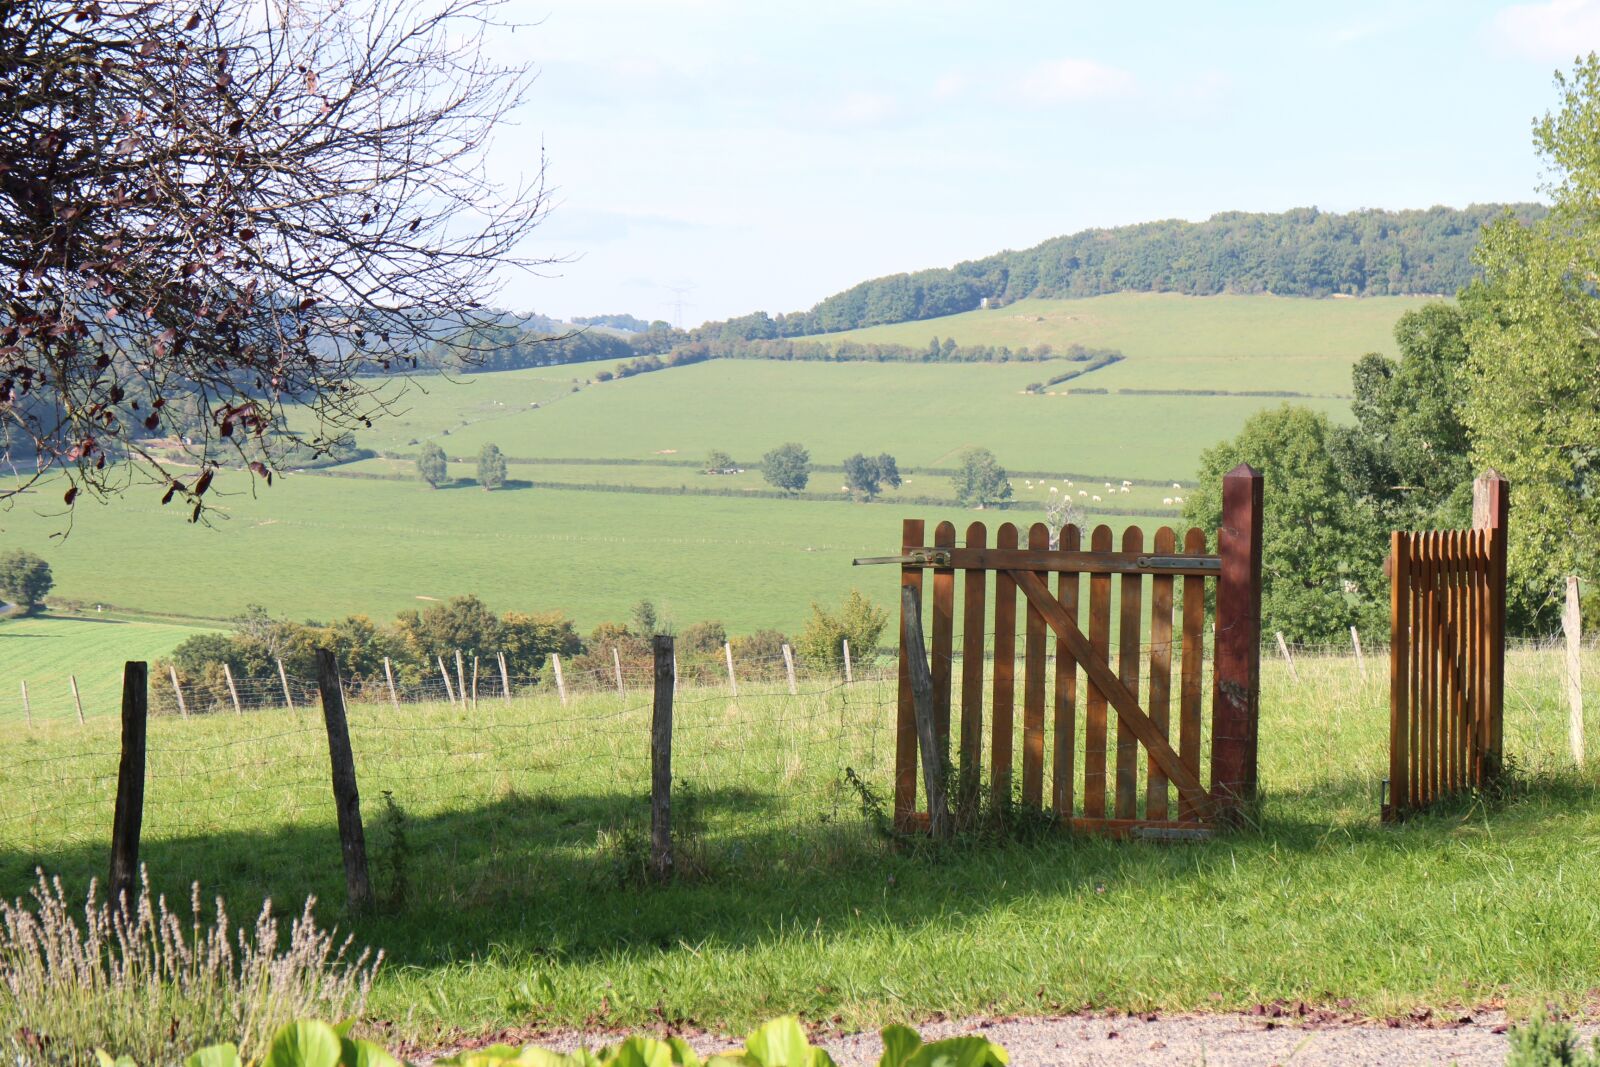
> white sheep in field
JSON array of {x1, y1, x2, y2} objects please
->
[
  {"x1": 1173, "y1": 482, "x2": 1182, "y2": 490},
  {"x1": 1120, "y1": 486, "x2": 1130, "y2": 493},
  {"x1": 1163, "y1": 497, "x2": 1174, "y2": 506},
  {"x1": 1104, "y1": 482, "x2": 1112, "y2": 489},
  {"x1": 1066, "y1": 480, "x2": 1073, "y2": 487},
  {"x1": 1092, "y1": 494, "x2": 1102, "y2": 502},
  {"x1": 1078, "y1": 490, "x2": 1088, "y2": 497},
  {"x1": 1049, "y1": 486, "x2": 1058, "y2": 493},
  {"x1": 1122, "y1": 480, "x2": 1132, "y2": 487},
  {"x1": 1173, "y1": 496, "x2": 1184, "y2": 504}
]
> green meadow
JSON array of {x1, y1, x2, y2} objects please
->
[{"x1": 3, "y1": 293, "x2": 1425, "y2": 671}]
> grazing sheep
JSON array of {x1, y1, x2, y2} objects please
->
[
  {"x1": 1092, "y1": 494, "x2": 1101, "y2": 502},
  {"x1": 1173, "y1": 482, "x2": 1182, "y2": 489},
  {"x1": 1173, "y1": 496, "x2": 1184, "y2": 504},
  {"x1": 1049, "y1": 486, "x2": 1058, "y2": 493},
  {"x1": 1163, "y1": 497, "x2": 1174, "y2": 506},
  {"x1": 1066, "y1": 480, "x2": 1073, "y2": 487},
  {"x1": 1120, "y1": 486, "x2": 1130, "y2": 493},
  {"x1": 1078, "y1": 490, "x2": 1088, "y2": 497}
]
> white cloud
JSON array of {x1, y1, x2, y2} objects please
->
[
  {"x1": 826, "y1": 91, "x2": 901, "y2": 127},
  {"x1": 1491, "y1": 0, "x2": 1600, "y2": 60},
  {"x1": 1010, "y1": 57, "x2": 1136, "y2": 105}
]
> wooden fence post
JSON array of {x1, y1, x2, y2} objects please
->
[
  {"x1": 723, "y1": 641, "x2": 738, "y2": 696},
  {"x1": 781, "y1": 643, "x2": 798, "y2": 695},
  {"x1": 277, "y1": 658, "x2": 295, "y2": 712},
  {"x1": 315, "y1": 649, "x2": 371, "y2": 913},
  {"x1": 69, "y1": 675, "x2": 85, "y2": 725},
  {"x1": 1473, "y1": 470, "x2": 1509, "y2": 776},
  {"x1": 1211, "y1": 462, "x2": 1263, "y2": 821},
  {"x1": 455, "y1": 650, "x2": 467, "y2": 710},
  {"x1": 223, "y1": 663, "x2": 243, "y2": 715},
  {"x1": 552, "y1": 653, "x2": 568, "y2": 706},
  {"x1": 470, "y1": 655, "x2": 479, "y2": 711},
  {"x1": 168, "y1": 664, "x2": 189, "y2": 718},
  {"x1": 902, "y1": 586, "x2": 951, "y2": 839},
  {"x1": 1350, "y1": 626, "x2": 1366, "y2": 681},
  {"x1": 1566, "y1": 576, "x2": 1585, "y2": 767},
  {"x1": 613, "y1": 647, "x2": 624, "y2": 696},
  {"x1": 20, "y1": 680, "x2": 30, "y2": 726},
  {"x1": 437, "y1": 655, "x2": 456, "y2": 706},
  {"x1": 842, "y1": 639, "x2": 853, "y2": 684},
  {"x1": 383, "y1": 657, "x2": 400, "y2": 714},
  {"x1": 1275, "y1": 631, "x2": 1299, "y2": 684},
  {"x1": 650, "y1": 635, "x2": 674, "y2": 882},
  {"x1": 498, "y1": 652, "x2": 512, "y2": 704},
  {"x1": 895, "y1": 517, "x2": 926, "y2": 831},
  {"x1": 109, "y1": 662, "x2": 147, "y2": 910}
]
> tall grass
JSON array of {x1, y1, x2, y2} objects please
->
[{"x1": 0, "y1": 869, "x2": 378, "y2": 1065}]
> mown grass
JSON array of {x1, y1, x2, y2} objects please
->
[
  {"x1": 0, "y1": 613, "x2": 222, "y2": 719},
  {"x1": 2, "y1": 646, "x2": 1596, "y2": 1042}
]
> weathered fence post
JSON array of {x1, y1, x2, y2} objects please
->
[
  {"x1": 1275, "y1": 631, "x2": 1299, "y2": 684},
  {"x1": 437, "y1": 655, "x2": 456, "y2": 706},
  {"x1": 895, "y1": 518, "x2": 926, "y2": 831},
  {"x1": 1211, "y1": 463, "x2": 1263, "y2": 822},
  {"x1": 498, "y1": 652, "x2": 512, "y2": 704},
  {"x1": 902, "y1": 586, "x2": 951, "y2": 839},
  {"x1": 223, "y1": 663, "x2": 243, "y2": 715},
  {"x1": 168, "y1": 664, "x2": 189, "y2": 718},
  {"x1": 1350, "y1": 626, "x2": 1367, "y2": 680},
  {"x1": 613, "y1": 647, "x2": 625, "y2": 696},
  {"x1": 315, "y1": 649, "x2": 371, "y2": 913},
  {"x1": 470, "y1": 654, "x2": 480, "y2": 711},
  {"x1": 277, "y1": 658, "x2": 295, "y2": 712},
  {"x1": 383, "y1": 657, "x2": 400, "y2": 714},
  {"x1": 723, "y1": 641, "x2": 738, "y2": 696},
  {"x1": 455, "y1": 650, "x2": 467, "y2": 710},
  {"x1": 552, "y1": 653, "x2": 568, "y2": 706},
  {"x1": 842, "y1": 639, "x2": 854, "y2": 684},
  {"x1": 20, "y1": 680, "x2": 30, "y2": 725},
  {"x1": 650, "y1": 635, "x2": 674, "y2": 882},
  {"x1": 1473, "y1": 470, "x2": 1509, "y2": 777},
  {"x1": 781, "y1": 643, "x2": 798, "y2": 696},
  {"x1": 69, "y1": 675, "x2": 85, "y2": 725},
  {"x1": 1566, "y1": 576, "x2": 1585, "y2": 767},
  {"x1": 109, "y1": 662, "x2": 147, "y2": 910}
]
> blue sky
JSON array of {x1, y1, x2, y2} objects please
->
[{"x1": 488, "y1": 0, "x2": 1600, "y2": 323}]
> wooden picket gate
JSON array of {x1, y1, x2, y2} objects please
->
[
  {"x1": 877, "y1": 464, "x2": 1264, "y2": 837},
  {"x1": 1385, "y1": 471, "x2": 1508, "y2": 819}
]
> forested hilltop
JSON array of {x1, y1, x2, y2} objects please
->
[{"x1": 677, "y1": 204, "x2": 1543, "y2": 342}]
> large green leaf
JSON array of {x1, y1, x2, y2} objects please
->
[
  {"x1": 183, "y1": 1044, "x2": 242, "y2": 1067},
  {"x1": 600, "y1": 1037, "x2": 679, "y2": 1067},
  {"x1": 899, "y1": 1037, "x2": 1008, "y2": 1067},
  {"x1": 340, "y1": 1037, "x2": 404, "y2": 1067},
  {"x1": 876, "y1": 1026, "x2": 921, "y2": 1067},
  {"x1": 738, "y1": 1018, "x2": 836, "y2": 1067},
  {"x1": 95, "y1": 1052, "x2": 140, "y2": 1067},
  {"x1": 262, "y1": 1022, "x2": 344, "y2": 1067}
]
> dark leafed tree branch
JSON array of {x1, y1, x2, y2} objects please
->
[{"x1": 0, "y1": 0, "x2": 551, "y2": 520}]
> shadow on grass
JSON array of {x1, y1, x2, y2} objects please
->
[{"x1": 2, "y1": 765, "x2": 1593, "y2": 975}]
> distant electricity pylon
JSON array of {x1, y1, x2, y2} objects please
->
[{"x1": 662, "y1": 282, "x2": 696, "y2": 329}]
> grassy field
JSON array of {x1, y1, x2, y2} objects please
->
[
  {"x1": 6, "y1": 293, "x2": 1420, "y2": 663},
  {"x1": 2, "y1": 646, "x2": 1595, "y2": 1042},
  {"x1": 0, "y1": 613, "x2": 222, "y2": 719}
]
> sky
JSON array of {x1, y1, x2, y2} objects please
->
[{"x1": 482, "y1": 0, "x2": 1600, "y2": 325}]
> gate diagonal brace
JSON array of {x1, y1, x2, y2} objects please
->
[{"x1": 1009, "y1": 568, "x2": 1211, "y2": 818}]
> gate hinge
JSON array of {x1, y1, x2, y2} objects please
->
[{"x1": 852, "y1": 550, "x2": 953, "y2": 567}]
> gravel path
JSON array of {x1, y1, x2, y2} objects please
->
[{"x1": 424, "y1": 1011, "x2": 1599, "y2": 1067}]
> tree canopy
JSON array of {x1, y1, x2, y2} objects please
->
[
  {"x1": 477, "y1": 443, "x2": 508, "y2": 491},
  {"x1": 0, "y1": 550, "x2": 52, "y2": 613},
  {"x1": 0, "y1": 0, "x2": 547, "y2": 519},
  {"x1": 761, "y1": 443, "x2": 811, "y2": 494},
  {"x1": 842, "y1": 453, "x2": 901, "y2": 500},
  {"x1": 951, "y1": 448, "x2": 1012, "y2": 509},
  {"x1": 417, "y1": 442, "x2": 449, "y2": 488}
]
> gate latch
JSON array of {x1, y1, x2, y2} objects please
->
[{"x1": 852, "y1": 550, "x2": 953, "y2": 567}]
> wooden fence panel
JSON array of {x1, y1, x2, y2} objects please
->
[
  {"x1": 1022, "y1": 523, "x2": 1049, "y2": 810},
  {"x1": 959, "y1": 521, "x2": 987, "y2": 826},
  {"x1": 1084, "y1": 525, "x2": 1113, "y2": 820},
  {"x1": 992, "y1": 523, "x2": 1018, "y2": 813},
  {"x1": 1147, "y1": 526, "x2": 1175, "y2": 821},
  {"x1": 1115, "y1": 526, "x2": 1143, "y2": 820},
  {"x1": 1052, "y1": 524, "x2": 1081, "y2": 821}
]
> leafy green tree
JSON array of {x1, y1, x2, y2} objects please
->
[
  {"x1": 0, "y1": 550, "x2": 52, "y2": 613},
  {"x1": 874, "y1": 453, "x2": 902, "y2": 491},
  {"x1": 417, "y1": 442, "x2": 449, "y2": 488},
  {"x1": 951, "y1": 447, "x2": 1012, "y2": 508},
  {"x1": 630, "y1": 599, "x2": 666, "y2": 637},
  {"x1": 1332, "y1": 302, "x2": 1474, "y2": 531},
  {"x1": 842, "y1": 452, "x2": 903, "y2": 500},
  {"x1": 705, "y1": 449, "x2": 736, "y2": 472},
  {"x1": 499, "y1": 611, "x2": 582, "y2": 675},
  {"x1": 477, "y1": 443, "x2": 508, "y2": 490},
  {"x1": 395, "y1": 595, "x2": 504, "y2": 660},
  {"x1": 798, "y1": 590, "x2": 888, "y2": 672},
  {"x1": 760, "y1": 443, "x2": 811, "y2": 494},
  {"x1": 1184, "y1": 405, "x2": 1383, "y2": 641},
  {"x1": 1462, "y1": 55, "x2": 1600, "y2": 626}
]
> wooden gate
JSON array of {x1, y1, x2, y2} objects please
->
[
  {"x1": 878, "y1": 463, "x2": 1263, "y2": 837},
  {"x1": 1385, "y1": 471, "x2": 1508, "y2": 819}
]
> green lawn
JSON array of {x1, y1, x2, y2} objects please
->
[
  {"x1": 3, "y1": 646, "x2": 1595, "y2": 1041},
  {"x1": 0, "y1": 613, "x2": 222, "y2": 722}
]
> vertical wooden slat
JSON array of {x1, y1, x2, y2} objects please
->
[
  {"x1": 1211, "y1": 463, "x2": 1264, "y2": 819},
  {"x1": 1422, "y1": 533, "x2": 1438, "y2": 806},
  {"x1": 895, "y1": 518, "x2": 925, "y2": 830},
  {"x1": 991, "y1": 523, "x2": 1019, "y2": 815},
  {"x1": 1052, "y1": 524, "x2": 1081, "y2": 822},
  {"x1": 1179, "y1": 527, "x2": 1206, "y2": 821},
  {"x1": 1388, "y1": 531, "x2": 1409, "y2": 817},
  {"x1": 1021, "y1": 523, "x2": 1049, "y2": 810},
  {"x1": 1409, "y1": 537, "x2": 1423, "y2": 808},
  {"x1": 959, "y1": 521, "x2": 988, "y2": 826},
  {"x1": 1451, "y1": 530, "x2": 1467, "y2": 793},
  {"x1": 1115, "y1": 526, "x2": 1144, "y2": 820},
  {"x1": 1474, "y1": 527, "x2": 1490, "y2": 785},
  {"x1": 932, "y1": 522, "x2": 957, "y2": 754},
  {"x1": 1146, "y1": 527, "x2": 1175, "y2": 821},
  {"x1": 1084, "y1": 524, "x2": 1113, "y2": 819},
  {"x1": 1441, "y1": 532, "x2": 1456, "y2": 796}
]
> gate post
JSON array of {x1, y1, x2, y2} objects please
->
[
  {"x1": 894, "y1": 519, "x2": 926, "y2": 832},
  {"x1": 1473, "y1": 470, "x2": 1509, "y2": 779},
  {"x1": 1211, "y1": 463, "x2": 1263, "y2": 823}
]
